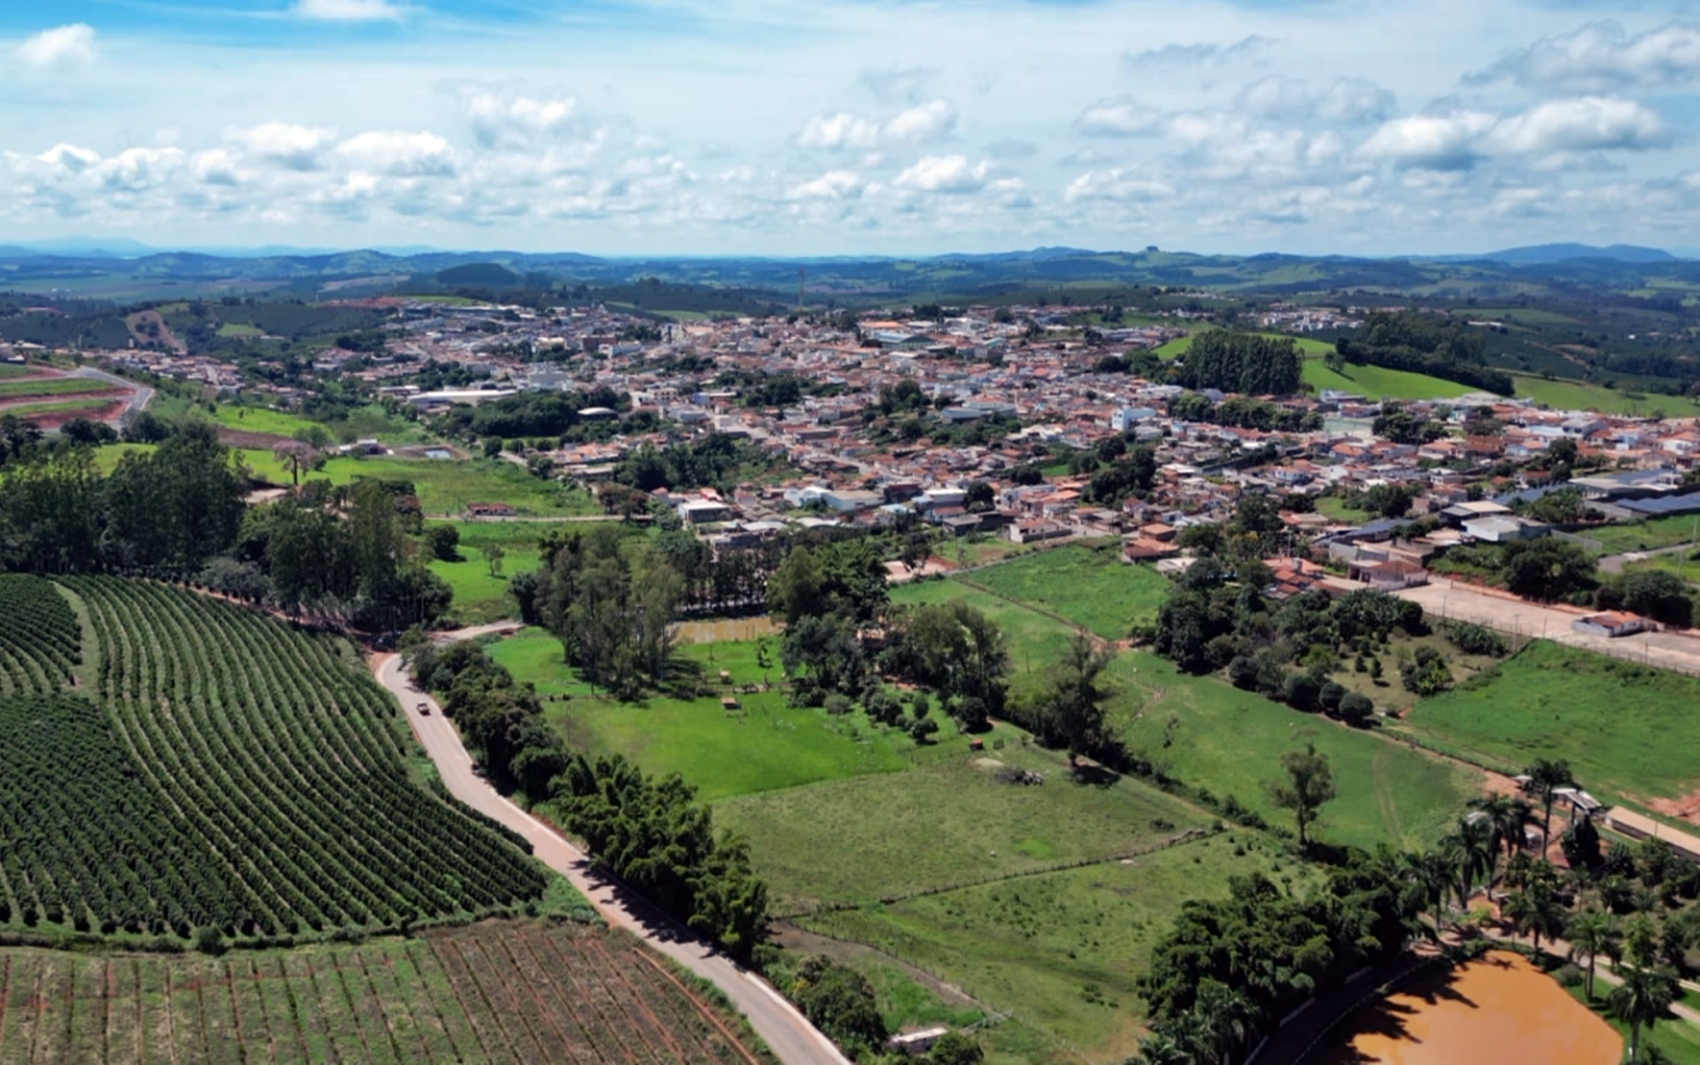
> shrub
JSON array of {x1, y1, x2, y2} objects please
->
[
  {"x1": 1400, "y1": 647, "x2": 1453, "y2": 696},
  {"x1": 1445, "y1": 621, "x2": 1507, "y2": 657},
  {"x1": 823, "y1": 693, "x2": 853, "y2": 716},
  {"x1": 1337, "y1": 691, "x2": 1375, "y2": 727}
]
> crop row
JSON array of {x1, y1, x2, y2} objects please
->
[
  {"x1": 0, "y1": 575, "x2": 80, "y2": 697},
  {"x1": 0, "y1": 922, "x2": 756, "y2": 1064},
  {"x1": 38, "y1": 576, "x2": 546, "y2": 936}
]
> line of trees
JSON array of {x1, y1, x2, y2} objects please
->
[
  {"x1": 1335, "y1": 310, "x2": 1515, "y2": 396},
  {"x1": 1175, "y1": 332, "x2": 1303, "y2": 396}
]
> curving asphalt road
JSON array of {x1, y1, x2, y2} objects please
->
[{"x1": 371, "y1": 653, "x2": 850, "y2": 1065}]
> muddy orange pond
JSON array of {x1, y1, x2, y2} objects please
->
[{"x1": 1317, "y1": 951, "x2": 1621, "y2": 1065}]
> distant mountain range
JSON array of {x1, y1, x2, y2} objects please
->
[
  {"x1": 0, "y1": 240, "x2": 1693, "y2": 302},
  {"x1": 1432, "y1": 243, "x2": 1677, "y2": 265}
]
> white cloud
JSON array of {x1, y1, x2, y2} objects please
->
[
  {"x1": 798, "y1": 113, "x2": 881, "y2": 151},
  {"x1": 1361, "y1": 97, "x2": 1669, "y2": 170},
  {"x1": 1122, "y1": 35, "x2": 1275, "y2": 70},
  {"x1": 1236, "y1": 77, "x2": 1393, "y2": 125},
  {"x1": 460, "y1": 87, "x2": 579, "y2": 148},
  {"x1": 893, "y1": 155, "x2": 990, "y2": 193},
  {"x1": 883, "y1": 100, "x2": 957, "y2": 144},
  {"x1": 1064, "y1": 168, "x2": 1174, "y2": 203},
  {"x1": 292, "y1": 0, "x2": 406, "y2": 21},
  {"x1": 229, "y1": 122, "x2": 338, "y2": 171},
  {"x1": 17, "y1": 24, "x2": 96, "y2": 71},
  {"x1": 1075, "y1": 97, "x2": 1163, "y2": 137},
  {"x1": 787, "y1": 170, "x2": 862, "y2": 201},
  {"x1": 1471, "y1": 21, "x2": 1700, "y2": 91},
  {"x1": 1487, "y1": 97, "x2": 1670, "y2": 156},
  {"x1": 797, "y1": 99, "x2": 956, "y2": 151},
  {"x1": 37, "y1": 144, "x2": 100, "y2": 173},
  {"x1": 191, "y1": 149, "x2": 244, "y2": 187},
  {"x1": 334, "y1": 131, "x2": 457, "y2": 177}
]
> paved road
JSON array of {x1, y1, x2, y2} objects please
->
[
  {"x1": 1396, "y1": 577, "x2": 1700, "y2": 678},
  {"x1": 371, "y1": 653, "x2": 850, "y2": 1065}
]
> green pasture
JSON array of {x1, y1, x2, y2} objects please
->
[
  {"x1": 496, "y1": 631, "x2": 958, "y2": 801},
  {"x1": 7, "y1": 399, "x2": 113, "y2": 417},
  {"x1": 1402, "y1": 641, "x2": 1700, "y2": 809},
  {"x1": 957, "y1": 545, "x2": 1170, "y2": 640},
  {"x1": 1114, "y1": 651, "x2": 1478, "y2": 850},
  {"x1": 0, "y1": 376, "x2": 121, "y2": 398},
  {"x1": 800, "y1": 835, "x2": 1307, "y2": 1065},
  {"x1": 1584, "y1": 515, "x2": 1700, "y2": 555},
  {"x1": 1510, "y1": 374, "x2": 1700, "y2": 417},
  {"x1": 1314, "y1": 496, "x2": 1371, "y2": 523},
  {"x1": 717, "y1": 743, "x2": 1209, "y2": 913},
  {"x1": 429, "y1": 547, "x2": 540, "y2": 625},
  {"x1": 1303, "y1": 359, "x2": 1482, "y2": 401},
  {"x1": 215, "y1": 322, "x2": 262, "y2": 337}
]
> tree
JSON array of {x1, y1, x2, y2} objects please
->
[
  {"x1": 272, "y1": 439, "x2": 323, "y2": 487},
  {"x1": 791, "y1": 956, "x2": 888, "y2": 1058},
  {"x1": 1501, "y1": 538, "x2": 1596, "y2": 602},
  {"x1": 1605, "y1": 570, "x2": 1695, "y2": 628},
  {"x1": 927, "y1": 1031, "x2": 984, "y2": 1065},
  {"x1": 1567, "y1": 909, "x2": 1619, "y2": 1000},
  {"x1": 1269, "y1": 742, "x2": 1336, "y2": 847},
  {"x1": 1610, "y1": 963, "x2": 1678, "y2": 1063},
  {"x1": 483, "y1": 543, "x2": 505, "y2": 577},
  {"x1": 1468, "y1": 793, "x2": 1530, "y2": 887},
  {"x1": 424, "y1": 525, "x2": 461, "y2": 562},
  {"x1": 1400, "y1": 646, "x2": 1453, "y2": 696},
  {"x1": 1503, "y1": 879, "x2": 1565, "y2": 952},
  {"x1": 1337, "y1": 690, "x2": 1375, "y2": 727},
  {"x1": 1045, "y1": 631, "x2": 1113, "y2": 769},
  {"x1": 1522, "y1": 758, "x2": 1575, "y2": 853}
]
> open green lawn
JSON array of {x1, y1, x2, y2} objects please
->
[
  {"x1": 1585, "y1": 515, "x2": 1700, "y2": 555},
  {"x1": 278, "y1": 456, "x2": 599, "y2": 515},
  {"x1": 205, "y1": 401, "x2": 434, "y2": 445},
  {"x1": 429, "y1": 547, "x2": 540, "y2": 625},
  {"x1": 1315, "y1": 496, "x2": 1371, "y2": 523},
  {"x1": 717, "y1": 742, "x2": 1210, "y2": 913},
  {"x1": 1400, "y1": 641, "x2": 1700, "y2": 810},
  {"x1": 1303, "y1": 359, "x2": 1482, "y2": 401},
  {"x1": 1115, "y1": 651, "x2": 1479, "y2": 850},
  {"x1": 0, "y1": 376, "x2": 123, "y2": 398},
  {"x1": 215, "y1": 322, "x2": 262, "y2": 337},
  {"x1": 496, "y1": 631, "x2": 959, "y2": 801},
  {"x1": 958, "y1": 545, "x2": 1170, "y2": 640},
  {"x1": 1564, "y1": 983, "x2": 1700, "y2": 1065},
  {"x1": 800, "y1": 834, "x2": 1309, "y2": 1065},
  {"x1": 6, "y1": 398, "x2": 114, "y2": 416},
  {"x1": 1510, "y1": 374, "x2": 1700, "y2": 417}
]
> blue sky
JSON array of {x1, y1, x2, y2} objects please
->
[{"x1": 6, "y1": 0, "x2": 1700, "y2": 255}]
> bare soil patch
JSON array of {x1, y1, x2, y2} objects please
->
[{"x1": 1647, "y1": 786, "x2": 1700, "y2": 826}]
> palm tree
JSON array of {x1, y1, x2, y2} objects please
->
[
  {"x1": 1133, "y1": 1030, "x2": 1195, "y2": 1065},
  {"x1": 1469, "y1": 793, "x2": 1530, "y2": 885},
  {"x1": 1442, "y1": 815, "x2": 1495, "y2": 912},
  {"x1": 1522, "y1": 758, "x2": 1575, "y2": 853},
  {"x1": 1504, "y1": 882, "x2": 1566, "y2": 953},
  {"x1": 1567, "y1": 909, "x2": 1620, "y2": 1000},
  {"x1": 1190, "y1": 982, "x2": 1257, "y2": 1065},
  {"x1": 1609, "y1": 964, "x2": 1678, "y2": 1062}
]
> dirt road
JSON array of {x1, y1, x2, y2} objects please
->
[
  {"x1": 371, "y1": 653, "x2": 851, "y2": 1065},
  {"x1": 1396, "y1": 577, "x2": 1700, "y2": 678}
]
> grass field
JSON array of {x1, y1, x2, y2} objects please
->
[
  {"x1": 716, "y1": 742, "x2": 1210, "y2": 913},
  {"x1": 1314, "y1": 496, "x2": 1371, "y2": 523},
  {"x1": 0, "y1": 376, "x2": 124, "y2": 398},
  {"x1": 0, "y1": 919, "x2": 773, "y2": 1065},
  {"x1": 1114, "y1": 650, "x2": 1479, "y2": 850},
  {"x1": 1402, "y1": 641, "x2": 1700, "y2": 810},
  {"x1": 891, "y1": 580, "x2": 1083, "y2": 703},
  {"x1": 1510, "y1": 374, "x2": 1700, "y2": 417},
  {"x1": 799, "y1": 835, "x2": 1309, "y2": 1065},
  {"x1": 497, "y1": 632, "x2": 960, "y2": 801},
  {"x1": 1565, "y1": 983, "x2": 1700, "y2": 1065},
  {"x1": 430, "y1": 548, "x2": 541, "y2": 625},
  {"x1": 1303, "y1": 359, "x2": 1482, "y2": 401},
  {"x1": 1583, "y1": 515, "x2": 1700, "y2": 555},
  {"x1": 0, "y1": 398, "x2": 115, "y2": 417},
  {"x1": 958, "y1": 545, "x2": 1170, "y2": 640}
]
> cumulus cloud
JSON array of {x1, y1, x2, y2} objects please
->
[
  {"x1": 1470, "y1": 21, "x2": 1700, "y2": 91},
  {"x1": 17, "y1": 24, "x2": 96, "y2": 71},
  {"x1": 797, "y1": 100, "x2": 956, "y2": 151},
  {"x1": 1361, "y1": 97, "x2": 1669, "y2": 170},
  {"x1": 1121, "y1": 35, "x2": 1274, "y2": 70},
  {"x1": 1064, "y1": 168, "x2": 1174, "y2": 203},
  {"x1": 292, "y1": 0, "x2": 407, "y2": 21},
  {"x1": 1488, "y1": 97, "x2": 1670, "y2": 155},
  {"x1": 1236, "y1": 77, "x2": 1395, "y2": 125},
  {"x1": 459, "y1": 86, "x2": 579, "y2": 148},
  {"x1": 787, "y1": 170, "x2": 862, "y2": 201},
  {"x1": 334, "y1": 131, "x2": 457, "y2": 177},
  {"x1": 1075, "y1": 97, "x2": 1163, "y2": 137},
  {"x1": 228, "y1": 122, "x2": 338, "y2": 171},
  {"x1": 893, "y1": 155, "x2": 990, "y2": 193}
]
